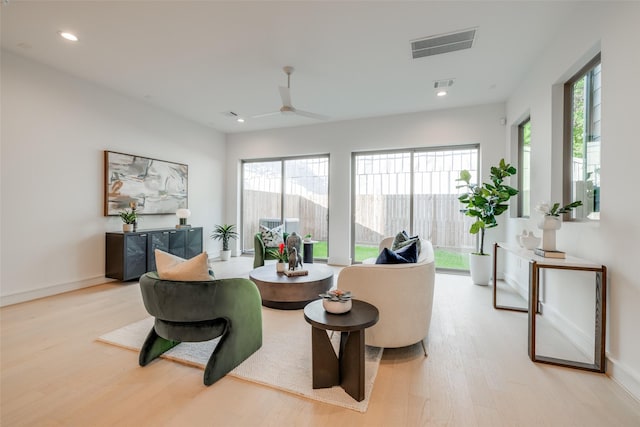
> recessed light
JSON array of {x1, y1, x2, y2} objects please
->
[
  {"x1": 59, "y1": 31, "x2": 79, "y2": 42},
  {"x1": 237, "y1": 118, "x2": 245, "y2": 123},
  {"x1": 436, "y1": 90, "x2": 448, "y2": 97}
]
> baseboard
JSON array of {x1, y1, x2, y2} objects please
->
[
  {"x1": 537, "y1": 301, "x2": 593, "y2": 360},
  {"x1": 607, "y1": 355, "x2": 640, "y2": 403},
  {"x1": 0, "y1": 275, "x2": 112, "y2": 307},
  {"x1": 503, "y1": 272, "x2": 528, "y2": 300},
  {"x1": 328, "y1": 256, "x2": 351, "y2": 266}
]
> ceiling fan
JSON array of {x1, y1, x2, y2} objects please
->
[{"x1": 252, "y1": 66, "x2": 329, "y2": 120}]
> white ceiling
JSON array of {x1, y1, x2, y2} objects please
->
[{"x1": 1, "y1": 1, "x2": 578, "y2": 134}]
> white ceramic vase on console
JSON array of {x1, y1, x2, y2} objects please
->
[{"x1": 537, "y1": 216, "x2": 562, "y2": 251}]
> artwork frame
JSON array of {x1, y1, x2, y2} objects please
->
[{"x1": 104, "y1": 150, "x2": 188, "y2": 216}]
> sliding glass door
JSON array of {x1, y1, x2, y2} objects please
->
[
  {"x1": 242, "y1": 156, "x2": 329, "y2": 260},
  {"x1": 352, "y1": 146, "x2": 478, "y2": 270}
]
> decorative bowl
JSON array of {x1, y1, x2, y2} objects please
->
[
  {"x1": 519, "y1": 233, "x2": 541, "y2": 250},
  {"x1": 322, "y1": 298, "x2": 352, "y2": 314}
]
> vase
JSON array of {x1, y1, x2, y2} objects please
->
[
  {"x1": 537, "y1": 216, "x2": 562, "y2": 251},
  {"x1": 122, "y1": 224, "x2": 133, "y2": 232},
  {"x1": 276, "y1": 262, "x2": 285, "y2": 273},
  {"x1": 322, "y1": 298, "x2": 352, "y2": 314}
]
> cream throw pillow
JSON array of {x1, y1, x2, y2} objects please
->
[{"x1": 155, "y1": 250, "x2": 211, "y2": 281}]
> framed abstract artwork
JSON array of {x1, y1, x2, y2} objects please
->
[{"x1": 104, "y1": 151, "x2": 188, "y2": 215}]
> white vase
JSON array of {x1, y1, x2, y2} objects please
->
[
  {"x1": 537, "y1": 216, "x2": 562, "y2": 251},
  {"x1": 276, "y1": 262, "x2": 285, "y2": 273},
  {"x1": 469, "y1": 253, "x2": 492, "y2": 286},
  {"x1": 220, "y1": 250, "x2": 231, "y2": 261}
]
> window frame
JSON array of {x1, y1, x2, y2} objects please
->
[
  {"x1": 563, "y1": 52, "x2": 601, "y2": 221},
  {"x1": 517, "y1": 117, "x2": 531, "y2": 218}
]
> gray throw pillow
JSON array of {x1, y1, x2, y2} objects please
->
[{"x1": 392, "y1": 230, "x2": 421, "y2": 254}]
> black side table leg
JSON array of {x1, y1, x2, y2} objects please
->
[
  {"x1": 339, "y1": 329, "x2": 365, "y2": 401},
  {"x1": 311, "y1": 327, "x2": 339, "y2": 388}
]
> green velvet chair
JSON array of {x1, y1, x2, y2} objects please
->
[
  {"x1": 138, "y1": 272, "x2": 263, "y2": 386},
  {"x1": 253, "y1": 232, "x2": 289, "y2": 268}
]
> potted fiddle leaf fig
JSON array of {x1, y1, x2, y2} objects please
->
[
  {"x1": 210, "y1": 224, "x2": 239, "y2": 261},
  {"x1": 456, "y1": 158, "x2": 518, "y2": 285}
]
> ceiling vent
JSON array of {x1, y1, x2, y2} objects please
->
[{"x1": 411, "y1": 28, "x2": 476, "y2": 59}]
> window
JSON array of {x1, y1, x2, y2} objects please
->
[
  {"x1": 241, "y1": 156, "x2": 329, "y2": 260},
  {"x1": 564, "y1": 54, "x2": 601, "y2": 220},
  {"x1": 352, "y1": 146, "x2": 478, "y2": 270},
  {"x1": 518, "y1": 118, "x2": 531, "y2": 217}
]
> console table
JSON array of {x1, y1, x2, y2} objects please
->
[
  {"x1": 493, "y1": 242, "x2": 607, "y2": 373},
  {"x1": 106, "y1": 227, "x2": 203, "y2": 281}
]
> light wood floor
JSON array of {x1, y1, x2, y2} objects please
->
[{"x1": 2, "y1": 256, "x2": 639, "y2": 426}]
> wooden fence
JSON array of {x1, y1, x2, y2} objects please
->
[{"x1": 242, "y1": 191, "x2": 474, "y2": 251}]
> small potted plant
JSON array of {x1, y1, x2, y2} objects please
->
[
  {"x1": 456, "y1": 159, "x2": 518, "y2": 285},
  {"x1": 266, "y1": 243, "x2": 288, "y2": 273},
  {"x1": 303, "y1": 233, "x2": 313, "y2": 243},
  {"x1": 119, "y1": 209, "x2": 137, "y2": 232},
  {"x1": 535, "y1": 200, "x2": 582, "y2": 250},
  {"x1": 210, "y1": 224, "x2": 239, "y2": 261},
  {"x1": 319, "y1": 289, "x2": 352, "y2": 314}
]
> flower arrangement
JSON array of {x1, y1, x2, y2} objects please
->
[
  {"x1": 267, "y1": 243, "x2": 289, "y2": 263},
  {"x1": 319, "y1": 289, "x2": 352, "y2": 302},
  {"x1": 535, "y1": 201, "x2": 583, "y2": 217}
]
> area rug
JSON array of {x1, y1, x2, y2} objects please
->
[{"x1": 97, "y1": 307, "x2": 383, "y2": 413}]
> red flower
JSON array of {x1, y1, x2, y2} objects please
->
[{"x1": 278, "y1": 243, "x2": 285, "y2": 255}]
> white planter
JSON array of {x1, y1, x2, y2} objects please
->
[
  {"x1": 276, "y1": 262, "x2": 285, "y2": 273},
  {"x1": 122, "y1": 224, "x2": 133, "y2": 232},
  {"x1": 537, "y1": 216, "x2": 562, "y2": 251},
  {"x1": 469, "y1": 253, "x2": 492, "y2": 286},
  {"x1": 220, "y1": 250, "x2": 231, "y2": 261},
  {"x1": 322, "y1": 299, "x2": 352, "y2": 314}
]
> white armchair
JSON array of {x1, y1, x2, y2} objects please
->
[{"x1": 337, "y1": 237, "x2": 436, "y2": 355}]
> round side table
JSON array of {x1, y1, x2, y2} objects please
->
[{"x1": 303, "y1": 299, "x2": 379, "y2": 401}]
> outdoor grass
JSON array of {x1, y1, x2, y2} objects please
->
[{"x1": 311, "y1": 241, "x2": 468, "y2": 270}]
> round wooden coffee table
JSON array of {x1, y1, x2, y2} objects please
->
[{"x1": 249, "y1": 264, "x2": 334, "y2": 309}]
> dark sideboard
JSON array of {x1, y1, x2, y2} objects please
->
[{"x1": 106, "y1": 227, "x2": 203, "y2": 281}]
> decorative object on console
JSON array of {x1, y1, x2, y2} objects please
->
[
  {"x1": 119, "y1": 209, "x2": 137, "y2": 232},
  {"x1": 210, "y1": 224, "x2": 238, "y2": 261},
  {"x1": 304, "y1": 233, "x2": 313, "y2": 243},
  {"x1": 456, "y1": 159, "x2": 518, "y2": 285},
  {"x1": 533, "y1": 248, "x2": 566, "y2": 259},
  {"x1": 175, "y1": 208, "x2": 191, "y2": 229},
  {"x1": 319, "y1": 289, "x2": 353, "y2": 314},
  {"x1": 104, "y1": 150, "x2": 188, "y2": 215},
  {"x1": 518, "y1": 230, "x2": 541, "y2": 250},
  {"x1": 535, "y1": 201, "x2": 582, "y2": 251}
]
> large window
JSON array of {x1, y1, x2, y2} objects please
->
[
  {"x1": 518, "y1": 118, "x2": 531, "y2": 217},
  {"x1": 352, "y1": 146, "x2": 478, "y2": 270},
  {"x1": 564, "y1": 54, "x2": 601, "y2": 220},
  {"x1": 241, "y1": 156, "x2": 329, "y2": 260}
]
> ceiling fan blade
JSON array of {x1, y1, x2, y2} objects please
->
[
  {"x1": 294, "y1": 109, "x2": 329, "y2": 120},
  {"x1": 251, "y1": 111, "x2": 281, "y2": 119},
  {"x1": 279, "y1": 86, "x2": 292, "y2": 107}
]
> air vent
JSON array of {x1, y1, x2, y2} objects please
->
[
  {"x1": 411, "y1": 28, "x2": 476, "y2": 59},
  {"x1": 434, "y1": 79, "x2": 455, "y2": 89},
  {"x1": 222, "y1": 111, "x2": 240, "y2": 118}
]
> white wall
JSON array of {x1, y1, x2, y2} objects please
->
[
  {"x1": 0, "y1": 51, "x2": 226, "y2": 306},
  {"x1": 505, "y1": 2, "x2": 640, "y2": 399},
  {"x1": 226, "y1": 103, "x2": 507, "y2": 265}
]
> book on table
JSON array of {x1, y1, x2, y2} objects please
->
[{"x1": 534, "y1": 248, "x2": 566, "y2": 259}]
